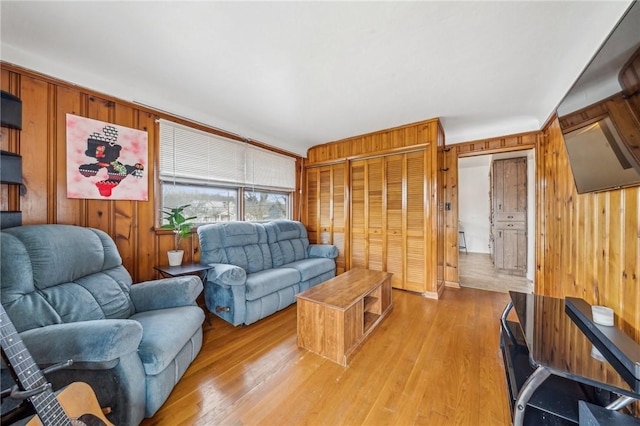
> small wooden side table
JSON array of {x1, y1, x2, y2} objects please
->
[{"x1": 153, "y1": 263, "x2": 213, "y2": 325}]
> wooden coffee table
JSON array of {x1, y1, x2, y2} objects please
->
[{"x1": 296, "y1": 268, "x2": 393, "y2": 366}]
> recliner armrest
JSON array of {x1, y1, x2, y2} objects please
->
[
  {"x1": 130, "y1": 276, "x2": 203, "y2": 312},
  {"x1": 19, "y1": 320, "x2": 142, "y2": 369},
  {"x1": 206, "y1": 263, "x2": 247, "y2": 286},
  {"x1": 307, "y1": 244, "x2": 338, "y2": 259}
]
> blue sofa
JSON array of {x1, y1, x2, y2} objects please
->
[
  {"x1": 0, "y1": 225, "x2": 205, "y2": 425},
  {"x1": 198, "y1": 220, "x2": 338, "y2": 326}
]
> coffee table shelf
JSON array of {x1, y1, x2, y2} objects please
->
[{"x1": 296, "y1": 268, "x2": 393, "y2": 366}]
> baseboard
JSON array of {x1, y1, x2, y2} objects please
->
[{"x1": 445, "y1": 280, "x2": 461, "y2": 289}]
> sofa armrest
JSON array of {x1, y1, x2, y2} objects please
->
[
  {"x1": 307, "y1": 244, "x2": 338, "y2": 259},
  {"x1": 19, "y1": 320, "x2": 142, "y2": 369},
  {"x1": 207, "y1": 263, "x2": 247, "y2": 286},
  {"x1": 130, "y1": 276, "x2": 203, "y2": 312}
]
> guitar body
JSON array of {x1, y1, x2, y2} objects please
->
[{"x1": 25, "y1": 382, "x2": 113, "y2": 426}]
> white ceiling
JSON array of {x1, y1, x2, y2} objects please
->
[{"x1": 0, "y1": 1, "x2": 632, "y2": 157}]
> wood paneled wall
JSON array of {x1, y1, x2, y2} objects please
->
[
  {"x1": 439, "y1": 125, "x2": 639, "y2": 344},
  {"x1": 305, "y1": 119, "x2": 445, "y2": 297},
  {"x1": 6, "y1": 62, "x2": 637, "y2": 342},
  {"x1": 0, "y1": 64, "x2": 302, "y2": 283},
  {"x1": 537, "y1": 119, "x2": 639, "y2": 342}
]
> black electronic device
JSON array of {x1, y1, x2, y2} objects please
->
[
  {"x1": 0, "y1": 91, "x2": 22, "y2": 130},
  {"x1": 556, "y1": 2, "x2": 640, "y2": 194}
]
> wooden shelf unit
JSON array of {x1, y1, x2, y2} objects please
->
[{"x1": 296, "y1": 269, "x2": 393, "y2": 366}]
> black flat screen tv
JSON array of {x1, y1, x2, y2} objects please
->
[{"x1": 557, "y1": 1, "x2": 640, "y2": 194}]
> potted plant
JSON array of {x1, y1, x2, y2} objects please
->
[{"x1": 161, "y1": 204, "x2": 197, "y2": 266}]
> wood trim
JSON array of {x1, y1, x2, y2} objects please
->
[{"x1": 454, "y1": 131, "x2": 538, "y2": 157}]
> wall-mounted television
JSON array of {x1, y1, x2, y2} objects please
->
[{"x1": 557, "y1": 1, "x2": 640, "y2": 194}]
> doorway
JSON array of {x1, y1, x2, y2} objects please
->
[{"x1": 457, "y1": 150, "x2": 534, "y2": 293}]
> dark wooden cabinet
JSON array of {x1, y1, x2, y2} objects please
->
[{"x1": 492, "y1": 158, "x2": 527, "y2": 276}]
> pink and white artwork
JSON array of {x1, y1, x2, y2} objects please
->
[{"x1": 66, "y1": 114, "x2": 148, "y2": 200}]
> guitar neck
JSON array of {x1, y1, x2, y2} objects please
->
[{"x1": 0, "y1": 306, "x2": 71, "y2": 426}]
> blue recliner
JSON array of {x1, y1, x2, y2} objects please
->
[{"x1": 0, "y1": 225, "x2": 205, "y2": 425}]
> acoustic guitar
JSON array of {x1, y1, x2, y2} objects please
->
[{"x1": 0, "y1": 305, "x2": 113, "y2": 426}]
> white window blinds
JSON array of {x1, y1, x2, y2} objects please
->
[{"x1": 159, "y1": 119, "x2": 296, "y2": 190}]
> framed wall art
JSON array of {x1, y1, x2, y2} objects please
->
[{"x1": 66, "y1": 114, "x2": 148, "y2": 200}]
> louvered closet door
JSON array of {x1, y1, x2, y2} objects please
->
[
  {"x1": 350, "y1": 157, "x2": 385, "y2": 273},
  {"x1": 350, "y1": 150, "x2": 427, "y2": 292},
  {"x1": 405, "y1": 151, "x2": 427, "y2": 292},
  {"x1": 305, "y1": 163, "x2": 347, "y2": 274},
  {"x1": 385, "y1": 154, "x2": 404, "y2": 288},
  {"x1": 331, "y1": 165, "x2": 346, "y2": 274},
  {"x1": 305, "y1": 168, "x2": 319, "y2": 243},
  {"x1": 367, "y1": 157, "x2": 384, "y2": 271},
  {"x1": 319, "y1": 167, "x2": 332, "y2": 243},
  {"x1": 350, "y1": 159, "x2": 368, "y2": 270}
]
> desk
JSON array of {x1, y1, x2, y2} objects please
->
[
  {"x1": 501, "y1": 291, "x2": 639, "y2": 425},
  {"x1": 154, "y1": 263, "x2": 212, "y2": 325}
]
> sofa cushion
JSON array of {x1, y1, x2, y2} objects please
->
[
  {"x1": 281, "y1": 257, "x2": 336, "y2": 282},
  {"x1": 263, "y1": 220, "x2": 309, "y2": 267},
  {"x1": 245, "y1": 268, "x2": 300, "y2": 301},
  {"x1": 131, "y1": 306, "x2": 205, "y2": 376},
  {"x1": 198, "y1": 222, "x2": 272, "y2": 273}
]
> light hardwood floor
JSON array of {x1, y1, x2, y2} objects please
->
[
  {"x1": 458, "y1": 252, "x2": 533, "y2": 294},
  {"x1": 141, "y1": 287, "x2": 512, "y2": 426}
]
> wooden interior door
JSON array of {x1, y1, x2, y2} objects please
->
[{"x1": 492, "y1": 157, "x2": 527, "y2": 275}]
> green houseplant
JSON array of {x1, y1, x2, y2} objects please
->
[{"x1": 161, "y1": 204, "x2": 197, "y2": 266}]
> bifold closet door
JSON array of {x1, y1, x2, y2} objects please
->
[
  {"x1": 350, "y1": 157, "x2": 383, "y2": 272},
  {"x1": 350, "y1": 150, "x2": 427, "y2": 292},
  {"x1": 305, "y1": 163, "x2": 347, "y2": 275}
]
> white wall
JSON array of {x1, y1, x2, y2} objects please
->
[{"x1": 458, "y1": 157, "x2": 492, "y2": 254}]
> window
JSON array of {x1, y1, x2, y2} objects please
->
[
  {"x1": 158, "y1": 119, "x2": 296, "y2": 224},
  {"x1": 244, "y1": 190, "x2": 290, "y2": 221},
  {"x1": 163, "y1": 183, "x2": 238, "y2": 223}
]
